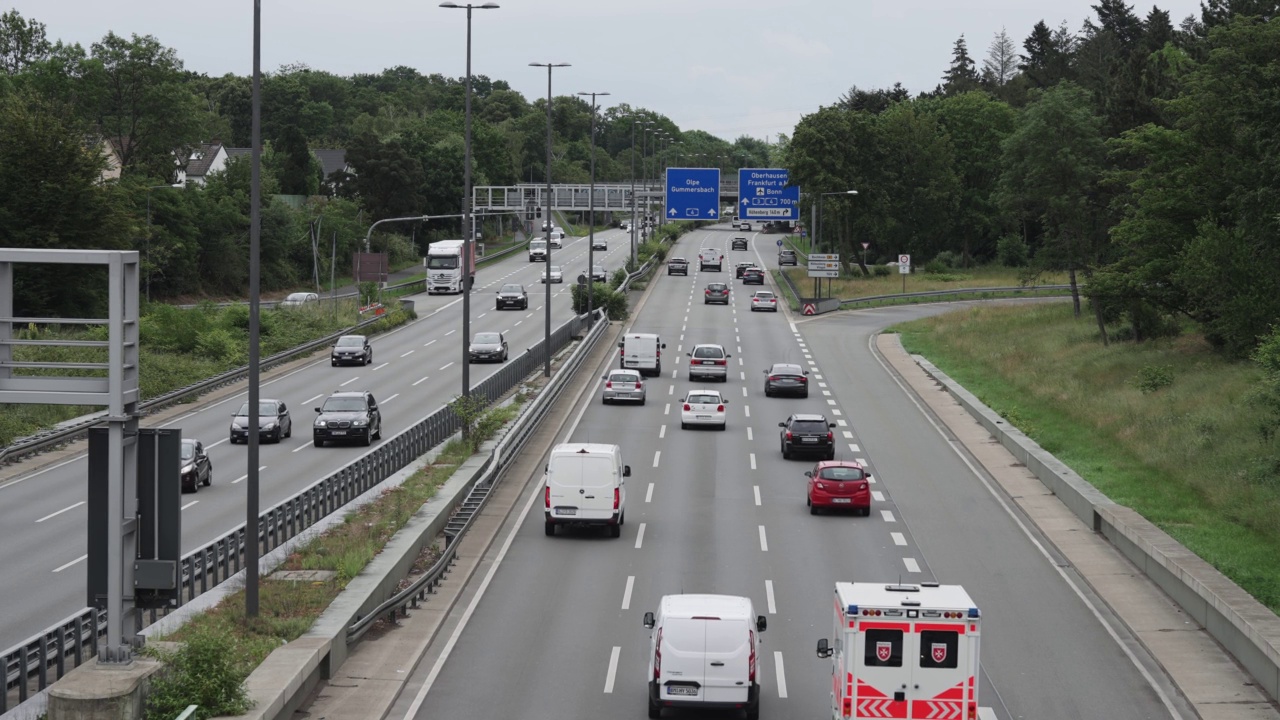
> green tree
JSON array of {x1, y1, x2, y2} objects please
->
[
  {"x1": 0, "y1": 10, "x2": 51, "y2": 75},
  {"x1": 271, "y1": 124, "x2": 322, "y2": 195},
  {"x1": 345, "y1": 133, "x2": 427, "y2": 220},
  {"x1": 1020, "y1": 20, "x2": 1076, "y2": 89},
  {"x1": 874, "y1": 103, "x2": 959, "y2": 261},
  {"x1": 940, "y1": 35, "x2": 980, "y2": 95}
]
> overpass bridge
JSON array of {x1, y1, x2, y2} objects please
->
[{"x1": 472, "y1": 180, "x2": 743, "y2": 215}]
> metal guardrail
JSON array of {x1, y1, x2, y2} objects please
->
[
  {"x1": 1, "y1": 310, "x2": 590, "y2": 714},
  {"x1": 0, "y1": 315, "x2": 386, "y2": 467},
  {"x1": 839, "y1": 285, "x2": 1072, "y2": 306},
  {"x1": 346, "y1": 245, "x2": 659, "y2": 642},
  {"x1": 347, "y1": 308, "x2": 609, "y2": 642}
]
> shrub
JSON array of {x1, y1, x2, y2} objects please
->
[
  {"x1": 872, "y1": 264, "x2": 892, "y2": 277},
  {"x1": 997, "y1": 234, "x2": 1030, "y2": 267},
  {"x1": 609, "y1": 268, "x2": 629, "y2": 290},
  {"x1": 1134, "y1": 365, "x2": 1174, "y2": 394},
  {"x1": 933, "y1": 250, "x2": 962, "y2": 269},
  {"x1": 924, "y1": 259, "x2": 949, "y2": 275},
  {"x1": 1250, "y1": 327, "x2": 1280, "y2": 441},
  {"x1": 194, "y1": 328, "x2": 246, "y2": 366},
  {"x1": 572, "y1": 282, "x2": 629, "y2": 320},
  {"x1": 143, "y1": 627, "x2": 252, "y2": 720}
]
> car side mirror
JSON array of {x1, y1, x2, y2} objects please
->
[
  {"x1": 817, "y1": 638, "x2": 832, "y2": 659},
  {"x1": 643, "y1": 612, "x2": 655, "y2": 630},
  {"x1": 623, "y1": 465, "x2": 631, "y2": 477},
  {"x1": 803, "y1": 370, "x2": 809, "y2": 375},
  {"x1": 726, "y1": 354, "x2": 732, "y2": 358},
  {"x1": 829, "y1": 422, "x2": 837, "y2": 428},
  {"x1": 757, "y1": 615, "x2": 768, "y2": 633},
  {"x1": 686, "y1": 353, "x2": 692, "y2": 357},
  {"x1": 314, "y1": 407, "x2": 322, "y2": 413},
  {"x1": 804, "y1": 471, "x2": 814, "y2": 478},
  {"x1": 778, "y1": 422, "x2": 786, "y2": 428},
  {"x1": 602, "y1": 375, "x2": 608, "y2": 380},
  {"x1": 617, "y1": 341, "x2": 624, "y2": 348},
  {"x1": 661, "y1": 344, "x2": 667, "y2": 349},
  {"x1": 865, "y1": 474, "x2": 873, "y2": 481}
]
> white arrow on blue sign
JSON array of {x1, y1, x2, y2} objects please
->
[
  {"x1": 664, "y1": 168, "x2": 721, "y2": 219},
  {"x1": 738, "y1": 168, "x2": 800, "y2": 221}
]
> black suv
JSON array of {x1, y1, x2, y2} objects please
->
[
  {"x1": 779, "y1": 413, "x2": 837, "y2": 460},
  {"x1": 743, "y1": 268, "x2": 765, "y2": 285},
  {"x1": 731, "y1": 236, "x2": 749, "y2": 251},
  {"x1": 778, "y1": 250, "x2": 798, "y2": 266},
  {"x1": 331, "y1": 335, "x2": 372, "y2": 366},
  {"x1": 667, "y1": 257, "x2": 689, "y2": 276},
  {"x1": 314, "y1": 391, "x2": 382, "y2": 447},
  {"x1": 495, "y1": 284, "x2": 528, "y2": 310}
]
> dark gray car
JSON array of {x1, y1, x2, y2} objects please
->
[
  {"x1": 779, "y1": 413, "x2": 837, "y2": 460},
  {"x1": 331, "y1": 335, "x2": 372, "y2": 366},
  {"x1": 229, "y1": 398, "x2": 292, "y2": 443},
  {"x1": 763, "y1": 363, "x2": 809, "y2": 397},
  {"x1": 314, "y1": 391, "x2": 382, "y2": 447},
  {"x1": 704, "y1": 283, "x2": 730, "y2": 305},
  {"x1": 469, "y1": 331, "x2": 509, "y2": 363},
  {"x1": 778, "y1": 249, "x2": 798, "y2": 266}
]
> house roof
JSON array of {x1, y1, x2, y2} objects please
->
[
  {"x1": 185, "y1": 142, "x2": 224, "y2": 178},
  {"x1": 314, "y1": 149, "x2": 348, "y2": 178},
  {"x1": 226, "y1": 147, "x2": 251, "y2": 160}
]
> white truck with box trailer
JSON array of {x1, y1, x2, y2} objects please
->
[
  {"x1": 426, "y1": 239, "x2": 475, "y2": 294},
  {"x1": 816, "y1": 582, "x2": 991, "y2": 720}
]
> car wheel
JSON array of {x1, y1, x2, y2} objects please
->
[
  {"x1": 746, "y1": 702, "x2": 760, "y2": 720},
  {"x1": 826, "y1": 450, "x2": 836, "y2": 461},
  {"x1": 802, "y1": 390, "x2": 809, "y2": 398},
  {"x1": 285, "y1": 422, "x2": 292, "y2": 439},
  {"x1": 718, "y1": 423, "x2": 726, "y2": 431},
  {"x1": 681, "y1": 421, "x2": 688, "y2": 430},
  {"x1": 313, "y1": 437, "x2": 324, "y2": 448},
  {"x1": 273, "y1": 428, "x2": 282, "y2": 443},
  {"x1": 229, "y1": 436, "x2": 237, "y2": 444},
  {"x1": 496, "y1": 303, "x2": 501, "y2": 311},
  {"x1": 331, "y1": 361, "x2": 337, "y2": 367},
  {"x1": 764, "y1": 387, "x2": 772, "y2": 397},
  {"x1": 602, "y1": 397, "x2": 610, "y2": 405},
  {"x1": 544, "y1": 522, "x2": 555, "y2": 537},
  {"x1": 204, "y1": 470, "x2": 211, "y2": 487},
  {"x1": 639, "y1": 397, "x2": 646, "y2": 406},
  {"x1": 782, "y1": 442, "x2": 791, "y2": 460},
  {"x1": 609, "y1": 524, "x2": 622, "y2": 538},
  {"x1": 810, "y1": 503, "x2": 819, "y2": 515},
  {"x1": 362, "y1": 430, "x2": 373, "y2": 446},
  {"x1": 373, "y1": 422, "x2": 382, "y2": 440},
  {"x1": 648, "y1": 695, "x2": 661, "y2": 719}
]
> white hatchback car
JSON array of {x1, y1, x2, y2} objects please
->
[
  {"x1": 750, "y1": 290, "x2": 779, "y2": 312},
  {"x1": 680, "y1": 390, "x2": 727, "y2": 430},
  {"x1": 541, "y1": 265, "x2": 563, "y2": 283},
  {"x1": 602, "y1": 369, "x2": 646, "y2": 405}
]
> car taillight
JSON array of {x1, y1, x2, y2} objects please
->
[
  {"x1": 827, "y1": 431, "x2": 834, "y2": 441},
  {"x1": 785, "y1": 431, "x2": 793, "y2": 440},
  {"x1": 683, "y1": 404, "x2": 691, "y2": 411},
  {"x1": 705, "y1": 289, "x2": 710, "y2": 295},
  {"x1": 544, "y1": 486, "x2": 550, "y2": 508},
  {"x1": 715, "y1": 359, "x2": 726, "y2": 365},
  {"x1": 605, "y1": 381, "x2": 613, "y2": 389},
  {"x1": 614, "y1": 488, "x2": 620, "y2": 510},
  {"x1": 748, "y1": 631, "x2": 756, "y2": 681},
  {"x1": 799, "y1": 376, "x2": 807, "y2": 383},
  {"x1": 843, "y1": 697, "x2": 853, "y2": 717},
  {"x1": 768, "y1": 375, "x2": 778, "y2": 381},
  {"x1": 654, "y1": 629, "x2": 663, "y2": 679},
  {"x1": 717, "y1": 405, "x2": 725, "y2": 412},
  {"x1": 635, "y1": 381, "x2": 643, "y2": 389},
  {"x1": 770, "y1": 298, "x2": 776, "y2": 303}
]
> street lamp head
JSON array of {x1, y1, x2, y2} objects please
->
[
  {"x1": 440, "y1": 1, "x2": 500, "y2": 7},
  {"x1": 577, "y1": 91, "x2": 611, "y2": 98},
  {"x1": 530, "y1": 62, "x2": 571, "y2": 67}
]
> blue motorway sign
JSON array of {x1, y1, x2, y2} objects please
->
[
  {"x1": 738, "y1": 168, "x2": 800, "y2": 221},
  {"x1": 664, "y1": 168, "x2": 721, "y2": 220}
]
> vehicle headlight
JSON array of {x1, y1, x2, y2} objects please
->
[
  {"x1": 180, "y1": 464, "x2": 194, "y2": 476},
  {"x1": 232, "y1": 420, "x2": 245, "y2": 429},
  {"x1": 262, "y1": 422, "x2": 276, "y2": 430},
  {"x1": 352, "y1": 419, "x2": 368, "y2": 427},
  {"x1": 314, "y1": 419, "x2": 326, "y2": 427}
]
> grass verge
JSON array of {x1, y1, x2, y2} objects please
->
[
  {"x1": 143, "y1": 395, "x2": 528, "y2": 717},
  {"x1": 893, "y1": 302, "x2": 1280, "y2": 612}
]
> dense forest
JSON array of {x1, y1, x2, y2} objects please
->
[
  {"x1": 784, "y1": 0, "x2": 1280, "y2": 358},
  {"x1": 0, "y1": 8, "x2": 773, "y2": 315}
]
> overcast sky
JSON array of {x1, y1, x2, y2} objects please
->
[{"x1": 12, "y1": 0, "x2": 1204, "y2": 143}]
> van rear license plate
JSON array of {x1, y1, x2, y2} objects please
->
[
  {"x1": 556, "y1": 507, "x2": 577, "y2": 516},
  {"x1": 667, "y1": 686, "x2": 698, "y2": 697}
]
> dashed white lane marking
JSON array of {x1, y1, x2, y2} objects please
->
[
  {"x1": 747, "y1": 427, "x2": 753, "y2": 441},
  {"x1": 759, "y1": 525, "x2": 769, "y2": 552},
  {"x1": 664, "y1": 403, "x2": 670, "y2": 415},
  {"x1": 766, "y1": 580, "x2": 777, "y2": 613},
  {"x1": 292, "y1": 443, "x2": 309, "y2": 453},
  {"x1": 754, "y1": 485, "x2": 761, "y2": 506},
  {"x1": 827, "y1": 399, "x2": 837, "y2": 406},
  {"x1": 423, "y1": 339, "x2": 437, "y2": 348},
  {"x1": 233, "y1": 465, "x2": 267, "y2": 484},
  {"x1": 646, "y1": 483, "x2": 654, "y2": 503},
  {"x1": 774, "y1": 652, "x2": 789, "y2": 699},
  {"x1": 384, "y1": 393, "x2": 400, "y2": 403},
  {"x1": 303, "y1": 394, "x2": 323, "y2": 405},
  {"x1": 832, "y1": 409, "x2": 842, "y2": 416},
  {"x1": 653, "y1": 451, "x2": 661, "y2": 467},
  {"x1": 181, "y1": 500, "x2": 199, "y2": 511},
  {"x1": 622, "y1": 576, "x2": 635, "y2": 610},
  {"x1": 843, "y1": 431, "x2": 854, "y2": 439},
  {"x1": 744, "y1": 405, "x2": 751, "y2": 418},
  {"x1": 857, "y1": 457, "x2": 868, "y2": 466},
  {"x1": 340, "y1": 376, "x2": 360, "y2": 387},
  {"x1": 36, "y1": 501, "x2": 85, "y2": 523},
  {"x1": 881, "y1": 510, "x2": 896, "y2": 522},
  {"x1": 603, "y1": 646, "x2": 621, "y2": 693},
  {"x1": 52, "y1": 554, "x2": 88, "y2": 573},
  {"x1": 836, "y1": 419, "x2": 848, "y2": 427},
  {"x1": 822, "y1": 390, "x2": 831, "y2": 396},
  {"x1": 904, "y1": 558, "x2": 921, "y2": 573},
  {"x1": 668, "y1": 386, "x2": 674, "y2": 395},
  {"x1": 892, "y1": 532, "x2": 907, "y2": 546},
  {"x1": 413, "y1": 376, "x2": 430, "y2": 386},
  {"x1": 659, "y1": 425, "x2": 666, "y2": 439},
  {"x1": 514, "y1": 320, "x2": 523, "y2": 327},
  {"x1": 749, "y1": 453, "x2": 757, "y2": 470},
  {"x1": 742, "y1": 387, "x2": 748, "y2": 397},
  {"x1": 444, "y1": 329, "x2": 456, "y2": 336},
  {"x1": 635, "y1": 523, "x2": 646, "y2": 549},
  {"x1": 872, "y1": 490, "x2": 885, "y2": 502},
  {"x1": 440, "y1": 362, "x2": 454, "y2": 370},
  {"x1": 400, "y1": 350, "x2": 415, "y2": 357}
]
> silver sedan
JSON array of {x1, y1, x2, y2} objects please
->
[{"x1": 601, "y1": 369, "x2": 646, "y2": 405}]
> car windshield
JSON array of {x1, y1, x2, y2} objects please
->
[
  {"x1": 780, "y1": 250, "x2": 795, "y2": 257},
  {"x1": 285, "y1": 293, "x2": 309, "y2": 302},
  {"x1": 708, "y1": 284, "x2": 726, "y2": 291},
  {"x1": 427, "y1": 256, "x2": 459, "y2": 269},
  {"x1": 792, "y1": 420, "x2": 829, "y2": 433},
  {"x1": 610, "y1": 372, "x2": 639, "y2": 383},
  {"x1": 500, "y1": 285, "x2": 522, "y2": 293},
  {"x1": 771, "y1": 364, "x2": 802, "y2": 375},
  {"x1": 548, "y1": 266, "x2": 561, "y2": 273},
  {"x1": 474, "y1": 333, "x2": 501, "y2": 344},
  {"x1": 594, "y1": 266, "x2": 604, "y2": 272},
  {"x1": 180, "y1": 442, "x2": 196, "y2": 460},
  {"x1": 336, "y1": 337, "x2": 364, "y2": 347},
  {"x1": 820, "y1": 466, "x2": 865, "y2": 481},
  {"x1": 755, "y1": 292, "x2": 775, "y2": 299},
  {"x1": 688, "y1": 393, "x2": 720, "y2": 404},
  {"x1": 530, "y1": 241, "x2": 546, "y2": 249},
  {"x1": 693, "y1": 347, "x2": 724, "y2": 359},
  {"x1": 321, "y1": 397, "x2": 366, "y2": 412},
  {"x1": 236, "y1": 402, "x2": 277, "y2": 416},
  {"x1": 670, "y1": 258, "x2": 686, "y2": 263}
]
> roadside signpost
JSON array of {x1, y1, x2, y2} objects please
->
[
  {"x1": 738, "y1": 168, "x2": 800, "y2": 222},
  {"x1": 899, "y1": 253, "x2": 911, "y2": 292},
  {"x1": 664, "y1": 168, "x2": 721, "y2": 220},
  {"x1": 808, "y1": 253, "x2": 840, "y2": 278}
]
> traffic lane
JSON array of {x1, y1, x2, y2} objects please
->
[{"x1": 800, "y1": 306, "x2": 1177, "y2": 719}]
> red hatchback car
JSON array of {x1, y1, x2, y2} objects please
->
[{"x1": 805, "y1": 461, "x2": 872, "y2": 515}]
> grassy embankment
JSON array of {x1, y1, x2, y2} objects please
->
[{"x1": 893, "y1": 302, "x2": 1280, "y2": 612}]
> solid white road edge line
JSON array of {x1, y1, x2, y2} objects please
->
[
  {"x1": 865, "y1": 333, "x2": 1187, "y2": 720},
  {"x1": 603, "y1": 645, "x2": 621, "y2": 694},
  {"x1": 35, "y1": 501, "x2": 85, "y2": 523}
]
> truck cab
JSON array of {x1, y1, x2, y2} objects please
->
[
  {"x1": 817, "y1": 582, "x2": 981, "y2": 720},
  {"x1": 426, "y1": 239, "x2": 474, "y2": 294}
]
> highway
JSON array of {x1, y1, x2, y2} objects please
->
[
  {"x1": 0, "y1": 224, "x2": 630, "y2": 652},
  {"x1": 396, "y1": 226, "x2": 1184, "y2": 719}
]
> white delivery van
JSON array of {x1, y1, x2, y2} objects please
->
[
  {"x1": 529, "y1": 239, "x2": 548, "y2": 262},
  {"x1": 618, "y1": 332, "x2": 666, "y2": 377},
  {"x1": 543, "y1": 443, "x2": 629, "y2": 537},
  {"x1": 816, "y1": 582, "x2": 982, "y2": 720},
  {"x1": 643, "y1": 594, "x2": 766, "y2": 720}
]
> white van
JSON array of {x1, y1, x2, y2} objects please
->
[
  {"x1": 643, "y1": 594, "x2": 766, "y2": 720},
  {"x1": 618, "y1": 332, "x2": 666, "y2": 377},
  {"x1": 543, "y1": 443, "x2": 629, "y2": 537},
  {"x1": 529, "y1": 239, "x2": 548, "y2": 262}
]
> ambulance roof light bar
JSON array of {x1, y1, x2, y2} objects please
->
[
  {"x1": 969, "y1": 608, "x2": 981, "y2": 618},
  {"x1": 884, "y1": 584, "x2": 920, "y2": 593}
]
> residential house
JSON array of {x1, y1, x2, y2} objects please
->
[
  {"x1": 181, "y1": 142, "x2": 230, "y2": 186},
  {"x1": 96, "y1": 137, "x2": 126, "y2": 183}
]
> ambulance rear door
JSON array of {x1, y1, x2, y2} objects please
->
[
  {"x1": 906, "y1": 615, "x2": 978, "y2": 720},
  {"x1": 850, "y1": 618, "x2": 910, "y2": 718}
]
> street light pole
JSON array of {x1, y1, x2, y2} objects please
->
[
  {"x1": 531, "y1": 61, "x2": 569, "y2": 377},
  {"x1": 442, "y1": 2, "x2": 499, "y2": 400},
  {"x1": 246, "y1": 0, "x2": 263, "y2": 620},
  {"x1": 577, "y1": 90, "x2": 609, "y2": 325},
  {"x1": 629, "y1": 118, "x2": 639, "y2": 269}
]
